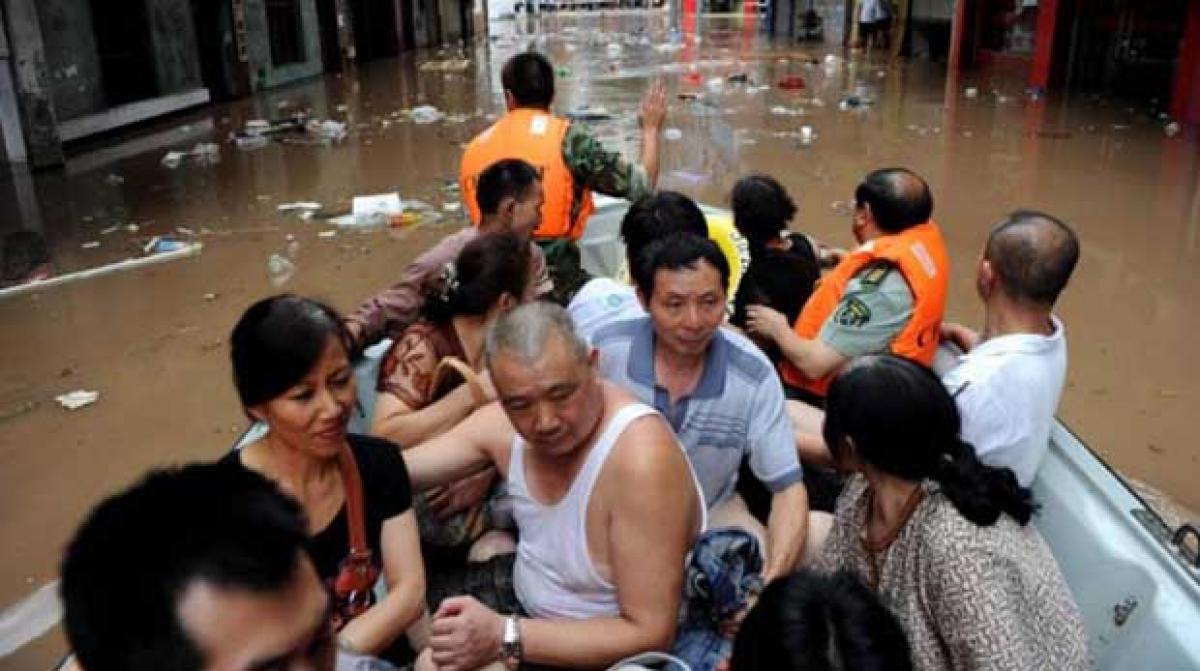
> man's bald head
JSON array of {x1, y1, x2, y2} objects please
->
[
  {"x1": 854, "y1": 168, "x2": 934, "y2": 233},
  {"x1": 984, "y1": 210, "x2": 1079, "y2": 307}
]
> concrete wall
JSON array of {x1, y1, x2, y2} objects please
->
[
  {"x1": 246, "y1": 0, "x2": 324, "y2": 90},
  {"x1": 33, "y1": 0, "x2": 105, "y2": 121},
  {"x1": 146, "y1": 0, "x2": 204, "y2": 94}
]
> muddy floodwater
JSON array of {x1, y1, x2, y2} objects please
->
[{"x1": 1, "y1": 10, "x2": 1198, "y2": 669}]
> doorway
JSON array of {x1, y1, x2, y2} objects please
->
[{"x1": 89, "y1": 0, "x2": 158, "y2": 106}]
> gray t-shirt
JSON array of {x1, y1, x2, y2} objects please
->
[{"x1": 819, "y1": 261, "x2": 914, "y2": 357}]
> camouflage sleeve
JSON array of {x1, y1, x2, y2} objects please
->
[{"x1": 561, "y1": 123, "x2": 652, "y2": 200}]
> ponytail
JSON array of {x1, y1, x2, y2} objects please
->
[{"x1": 933, "y1": 438, "x2": 1036, "y2": 527}]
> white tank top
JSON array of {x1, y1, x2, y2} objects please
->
[{"x1": 509, "y1": 403, "x2": 706, "y2": 620}]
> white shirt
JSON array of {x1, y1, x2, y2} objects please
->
[
  {"x1": 568, "y1": 277, "x2": 645, "y2": 343},
  {"x1": 941, "y1": 316, "x2": 1067, "y2": 487}
]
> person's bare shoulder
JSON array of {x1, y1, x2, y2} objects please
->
[
  {"x1": 602, "y1": 386, "x2": 693, "y2": 495},
  {"x1": 460, "y1": 400, "x2": 519, "y2": 474}
]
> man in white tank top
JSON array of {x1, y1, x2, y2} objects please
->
[{"x1": 404, "y1": 303, "x2": 705, "y2": 671}]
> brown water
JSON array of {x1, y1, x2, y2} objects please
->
[{"x1": 1, "y1": 11, "x2": 1198, "y2": 669}]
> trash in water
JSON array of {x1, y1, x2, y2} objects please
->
[
  {"x1": 191, "y1": 143, "x2": 220, "y2": 164},
  {"x1": 267, "y1": 254, "x2": 296, "y2": 286},
  {"x1": 677, "y1": 92, "x2": 700, "y2": 101},
  {"x1": 964, "y1": 87, "x2": 979, "y2": 99},
  {"x1": 56, "y1": 390, "x2": 99, "y2": 410},
  {"x1": 799, "y1": 125, "x2": 815, "y2": 145},
  {"x1": 726, "y1": 73, "x2": 749, "y2": 84},
  {"x1": 105, "y1": 174, "x2": 125, "y2": 186},
  {"x1": 606, "y1": 43, "x2": 623, "y2": 57},
  {"x1": 557, "y1": 66, "x2": 572, "y2": 77},
  {"x1": 245, "y1": 119, "x2": 272, "y2": 134},
  {"x1": 1164, "y1": 121, "x2": 1181, "y2": 137},
  {"x1": 308, "y1": 119, "x2": 348, "y2": 141},
  {"x1": 235, "y1": 134, "x2": 270, "y2": 150},
  {"x1": 318, "y1": 230, "x2": 338, "y2": 239},
  {"x1": 411, "y1": 105, "x2": 443, "y2": 124},
  {"x1": 771, "y1": 105, "x2": 804, "y2": 116},
  {"x1": 203, "y1": 292, "x2": 218, "y2": 301},
  {"x1": 100, "y1": 225, "x2": 119, "y2": 235},
  {"x1": 706, "y1": 77, "x2": 724, "y2": 91},
  {"x1": 566, "y1": 108, "x2": 613, "y2": 122},
  {"x1": 419, "y1": 58, "x2": 471, "y2": 72},
  {"x1": 81, "y1": 241, "x2": 100, "y2": 250},
  {"x1": 664, "y1": 128, "x2": 683, "y2": 141},
  {"x1": 161, "y1": 151, "x2": 186, "y2": 169},
  {"x1": 777, "y1": 75, "x2": 806, "y2": 90},
  {"x1": 277, "y1": 202, "x2": 323, "y2": 216},
  {"x1": 1027, "y1": 87, "x2": 1045, "y2": 101},
  {"x1": 442, "y1": 202, "x2": 461, "y2": 212},
  {"x1": 144, "y1": 236, "x2": 190, "y2": 255},
  {"x1": 837, "y1": 95, "x2": 873, "y2": 110}
]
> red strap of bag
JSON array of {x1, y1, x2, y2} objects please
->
[{"x1": 336, "y1": 443, "x2": 370, "y2": 556}]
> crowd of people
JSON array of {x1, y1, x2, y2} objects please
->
[{"x1": 57, "y1": 50, "x2": 1091, "y2": 671}]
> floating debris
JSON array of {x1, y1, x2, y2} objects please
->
[
  {"x1": 80, "y1": 241, "x2": 100, "y2": 250},
  {"x1": 411, "y1": 105, "x2": 443, "y2": 124},
  {"x1": 664, "y1": 128, "x2": 683, "y2": 141},
  {"x1": 56, "y1": 390, "x2": 99, "y2": 410},
  {"x1": 777, "y1": 75, "x2": 806, "y2": 90},
  {"x1": 964, "y1": 87, "x2": 979, "y2": 99},
  {"x1": 104, "y1": 174, "x2": 125, "y2": 186},
  {"x1": 267, "y1": 254, "x2": 296, "y2": 286},
  {"x1": 419, "y1": 58, "x2": 470, "y2": 73},
  {"x1": 566, "y1": 108, "x2": 613, "y2": 122}
]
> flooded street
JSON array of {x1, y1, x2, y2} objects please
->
[{"x1": 1, "y1": 10, "x2": 1198, "y2": 668}]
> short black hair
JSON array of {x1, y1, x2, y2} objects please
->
[
  {"x1": 61, "y1": 463, "x2": 312, "y2": 671},
  {"x1": 501, "y1": 51, "x2": 555, "y2": 109},
  {"x1": 731, "y1": 174, "x2": 797, "y2": 248},
  {"x1": 476, "y1": 158, "x2": 540, "y2": 216},
  {"x1": 731, "y1": 570, "x2": 913, "y2": 671},
  {"x1": 854, "y1": 168, "x2": 933, "y2": 233},
  {"x1": 423, "y1": 232, "x2": 531, "y2": 323},
  {"x1": 230, "y1": 295, "x2": 352, "y2": 409},
  {"x1": 632, "y1": 232, "x2": 730, "y2": 299},
  {"x1": 985, "y1": 210, "x2": 1079, "y2": 306},
  {"x1": 620, "y1": 191, "x2": 708, "y2": 270}
]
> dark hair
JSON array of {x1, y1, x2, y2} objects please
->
[
  {"x1": 732, "y1": 174, "x2": 797, "y2": 252},
  {"x1": 632, "y1": 232, "x2": 730, "y2": 299},
  {"x1": 823, "y1": 355, "x2": 1036, "y2": 527},
  {"x1": 854, "y1": 168, "x2": 933, "y2": 233},
  {"x1": 620, "y1": 191, "x2": 708, "y2": 270},
  {"x1": 423, "y1": 232, "x2": 530, "y2": 324},
  {"x1": 501, "y1": 51, "x2": 555, "y2": 108},
  {"x1": 476, "y1": 158, "x2": 540, "y2": 216},
  {"x1": 732, "y1": 570, "x2": 913, "y2": 671},
  {"x1": 985, "y1": 210, "x2": 1079, "y2": 306},
  {"x1": 61, "y1": 463, "x2": 312, "y2": 671},
  {"x1": 230, "y1": 294, "x2": 352, "y2": 408}
]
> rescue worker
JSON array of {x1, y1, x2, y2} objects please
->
[
  {"x1": 460, "y1": 51, "x2": 667, "y2": 304},
  {"x1": 746, "y1": 167, "x2": 949, "y2": 404}
]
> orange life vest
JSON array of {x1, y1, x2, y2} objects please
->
[
  {"x1": 459, "y1": 108, "x2": 594, "y2": 241},
  {"x1": 780, "y1": 220, "x2": 949, "y2": 397}
]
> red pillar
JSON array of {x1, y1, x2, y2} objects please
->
[
  {"x1": 1029, "y1": 0, "x2": 1060, "y2": 89},
  {"x1": 947, "y1": 0, "x2": 969, "y2": 75},
  {"x1": 1170, "y1": 0, "x2": 1200, "y2": 125}
]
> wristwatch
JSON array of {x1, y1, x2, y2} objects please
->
[{"x1": 500, "y1": 614, "x2": 523, "y2": 670}]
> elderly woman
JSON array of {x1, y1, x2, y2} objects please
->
[
  {"x1": 225, "y1": 295, "x2": 425, "y2": 663},
  {"x1": 815, "y1": 355, "x2": 1090, "y2": 671}
]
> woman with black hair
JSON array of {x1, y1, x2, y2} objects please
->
[
  {"x1": 731, "y1": 570, "x2": 912, "y2": 671},
  {"x1": 225, "y1": 294, "x2": 426, "y2": 663},
  {"x1": 815, "y1": 355, "x2": 1090, "y2": 671},
  {"x1": 371, "y1": 232, "x2": 529, "y2": 556},
  {"x1": 728, "y1": 175, "x2": 820, "y2": 363}
]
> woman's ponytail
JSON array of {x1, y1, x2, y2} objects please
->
[{"x1": 933, "y1": 437, "x2": 1036, "y2": 527}]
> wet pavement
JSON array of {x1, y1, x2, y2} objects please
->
[{"x1": 1, "y1": 10, "x2": 1199, "y2": 669}]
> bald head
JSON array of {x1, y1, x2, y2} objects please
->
[
  {"x1": 984, "y1": 210, "x2": 1079, "y2": 307},
  {"x1": 854, "y1": 168, "x2": 934, "y2": 233},
  {"x1": 485, "y1": 302, "x2": 590, "y2": 367}
]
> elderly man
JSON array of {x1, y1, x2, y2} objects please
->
[
  {"x1": 346, "y1": 158, "x2": 552, "y2": 353},
  {"x1": 60, "y1": 463, "x2": 396, "y2": 671},
  {"x1": 746, "y1": 167, "x2": 949, "y2": 405},
  {"x1": 404, "y1": 302, "x2": 704, "y2": 671},
  {"x1": 460, "y1": 51, "x2": 667, "y2": 303},
  {"x1": 591, "y1": 233, "x2": 810, "y2": 582}
]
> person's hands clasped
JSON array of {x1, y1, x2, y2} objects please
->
[
  {"x1": 429, "y1": 596, "x2": 505, "y2": 671},
  {"x1": 940, "y1": 322, "x2": 979, "y2": 353},
  {"x1": 745, "y1": 305, "x2": 790, "y2": 343},
  {"x1": 639, "y1": 80, "x2": 668, "y2": 132}
]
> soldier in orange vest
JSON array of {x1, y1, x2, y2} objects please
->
[
  {"x1": 460, "y1": 51, "x2": 667, "y2": 304},
  {"x1": 745, "y1": 168, "x2": 949, "y2": 410}
]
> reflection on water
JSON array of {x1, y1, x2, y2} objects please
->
[{"x1": 0, "y1": 10, "x2": 1198, "y2": 669}]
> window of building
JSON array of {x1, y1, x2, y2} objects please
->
[{"x1": 266, "y1": 0, "x2": 306, "y2": 66}]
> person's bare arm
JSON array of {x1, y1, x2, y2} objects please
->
[
  {"x1": 764, "y1": 482, "x2": 809, "y2": 582},
  {"x1": 338, "y1": 511, "x2": 426, "y2": 654},
  {"x1": 402, "y1": 402, "x2": 511, "y2": 491},
  {"x1": 786, "y1": 400, "x2": 833, "y2": 466},
  {"x1": 638, "y1": 80, "x2": 667, "y2": 187},
  {"x1": 745, "y1": 304, "x2": 847, "y2": 381},
  {"x1": 372, "y1": 371, "x2": 495, "y2": 447}
]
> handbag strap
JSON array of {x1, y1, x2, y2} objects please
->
[
  {"x1": 336, "y1": 443, "x2": 370, "y2": 555},
  {"x1": 432, "y1": 356, "x2": 486, "y2": 405}
]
